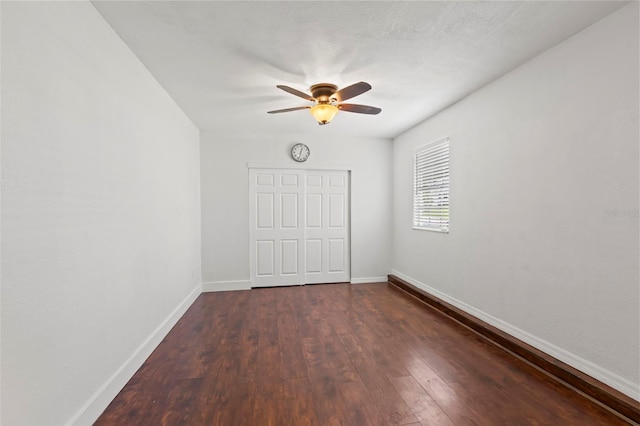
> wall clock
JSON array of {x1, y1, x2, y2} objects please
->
[{"x1": 291, "y1": 143, "x2": 310, "y2": 162}]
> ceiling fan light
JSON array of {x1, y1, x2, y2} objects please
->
[{"x1": 310, "y1": 104, "x2": 339, "y2": 124}]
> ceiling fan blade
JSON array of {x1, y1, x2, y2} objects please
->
[
  {"x1": 333, "y1": 82, "x2": 372, "y2": 102},
  {"x1": 337, "y1": 103, "x2": 381, "y2": 115},
  {"x1": 267, "y1": 106, "x2": 311, "y2": 114},
  {"x1": 276, "y1": 85, "x2": 315, "y2": 102}
]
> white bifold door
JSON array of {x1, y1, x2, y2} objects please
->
[{"x1": 249, "y1": 168, "x2": 350, "y2": 287}]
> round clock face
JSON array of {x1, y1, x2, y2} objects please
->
[{"x1": 291, "y1": 143, "x2": 310, "y2": 162}]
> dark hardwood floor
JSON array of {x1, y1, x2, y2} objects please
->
[{"x1": 95, "y1": 283, "x2": 631, "y2": 425}]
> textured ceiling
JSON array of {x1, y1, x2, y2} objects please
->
[{"x1": 92, "y1": 1, "x2": 626, "y2": 139}]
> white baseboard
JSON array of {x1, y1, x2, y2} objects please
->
[
  {"x1": 68, "y1": 284, "x2": 201, "y2": 425},
  {"x1": 391, "y1": 269, "x2": 640, "y2": 401},
  {"x1": 202, "y1": 280, "x2": 251, "y2": 292},
  {"x1": 350, "y1": 276, "x2": 388, "y2": 284},
  {"x1": 204, "y1": 278, "x2": 387, "y2": 288}
]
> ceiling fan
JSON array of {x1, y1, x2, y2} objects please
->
[{"x1": 267, "y1": 82, "x2": 381, "y2": 125}]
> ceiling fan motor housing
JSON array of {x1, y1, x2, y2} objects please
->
[{"x1": 310, "y1": 83, "x2": 338, "y2": 103}]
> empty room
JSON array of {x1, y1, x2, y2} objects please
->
[{"x1": 1, "y1": 1, "x2": 638, "y2": 425}]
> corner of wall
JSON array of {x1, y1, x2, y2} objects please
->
[{"x1": 68, "y1": 284, "x2": 201, "y2": 425}]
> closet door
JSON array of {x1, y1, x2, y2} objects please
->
[
  {"x1": 304, "y1": 171, "x2": 350, "y2": 284},
  {"x1": 249, "y1": 169, "x2": 305, "y2": 287},
  {"x1": 249, "y1": 168, "x2": 350, "y2": 287}
]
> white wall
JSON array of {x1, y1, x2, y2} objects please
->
[
  {"x1": 201, "y1": 132, "x2": 392, "y2": 289},
  {"x1": 1, "y1": 2, "x2": 201, "y2": 424},
  {"x1": 392, "y1": 4, "x2": 639, "y2": 398}
]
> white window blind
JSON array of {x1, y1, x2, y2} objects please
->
[{"x1": 413, "y1": 138, "x2": 449, "y2": 232}]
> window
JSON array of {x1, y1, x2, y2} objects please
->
[{"x1": 413, "y1": 137, "x2": 449, "y2": 232}]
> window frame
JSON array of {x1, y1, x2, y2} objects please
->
[{"x1": 413, "y1": 137, "x2": 450, "y2": 233}]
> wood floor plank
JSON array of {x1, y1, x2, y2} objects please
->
[
  {"x1": 391, "y1": 375, "x2": 455, "y2": 426},
  {"x1": 357, "y1": 330, "x2": 411, "y2": 378},
  {"x1": 159, "y1": 377, "x2": 204, "y2": 426},
  {"x1": 96, "y1": 283, "x2": 632, "y2": 425},
  {"x1": 404, "y1": 356, "x2": 482, "y2": 425},
  {"x1": 338, "y1": 332, "x2": 420, "y2": 425},
  {"x1": 293, "y1": 289, "x2": 321, "y2": 339},
  {"x1": 281, "y1": 378, "x2": 321, "y2": 426},
  {"x1": 339, "y1": 380, "x2": 386, "y2": 426},
  {"x1": 305, "y1": 373, "x2": 353, "y2": 426},
  {"x1": 277, "y1": 298, "x2": 307, "y2": 380},
  {"x1": 234, "y1": 295, "x2": 260, "y2": 383},
  {"x1": 302, "y1": 336, "x2": 357, "y2": 425}
]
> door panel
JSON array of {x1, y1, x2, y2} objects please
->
[
  {"x1": 281, "y1": 193, "x2": 298, "y2": 228},
  {"x1": 306, "y1": 175, "x2": 322, "y2": 187},
  {"x1": 306, "y1": 239, "x2": 322, "y2": 273},
  {"x1": 256, "y1": 193, "x2": 274, "y2": 229},
  {"x1": 281, "y1": 240, "x2": 299, "y2": 275},
  {"x1": 329, "y1": 175, "x2": 344, "y2": 187},
  {"x1": 281, "y1": 173, "x2": 298, "y2": 186},
  {"x1": 328, "y1": 239, "x2": 344, "y2": 272},
  {"x1": 304, "y1": 170, "x2": 350, "y2": 284},
  {"x1": 256, "y1": 240, "x2": 274, "y2": 276},
  {"x1": 250, "y1": 169, "x2": 305, "y2": 287},
  {"x1": 256, "y1": 173, "x2": 274, "y2": 186},
  {"x1": 306, "y1": 193, "x2": 322, "y2": 228},
  {"x1": 328, "y1": 194, "x2": 345, "y2": 227}
]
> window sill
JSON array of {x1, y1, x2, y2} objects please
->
[{"x1": 413, "y1": 226, "x2": 449, "y2": 233}]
